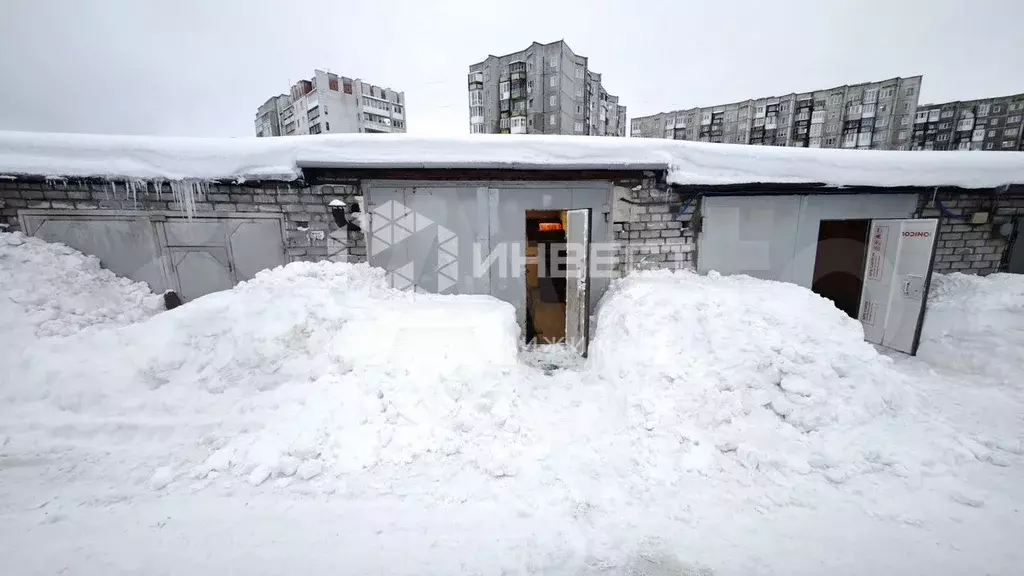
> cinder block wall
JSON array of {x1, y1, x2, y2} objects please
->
[
  {"x1": 0, "y1": 179, "x2": 368, "y2": 264},
  {"x1": 612, "y1": 175, "x2": 698, "y2": 275},
  {"x1": 919, "y1": 191, "x2": 1024, "y2": 275}
]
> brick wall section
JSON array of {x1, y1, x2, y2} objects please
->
[
  {"x1": 0, "y1": 179, "x2": 368, "y2": 264},
  {"x1": 612, "y1": 175, "x2": 698, "y2": 275},
  {"x1": 918, "y1": 190, "x2": 1024, "y2": 275}
]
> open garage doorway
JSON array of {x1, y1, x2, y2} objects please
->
[
  {"x1": 524, "y1": 208, "x2": 592, "y2": 353},
  {"x1": 811, "y1": 219, "x2": 871, "y2": 318},
  {"x1": 524, "y1": 210, "x2": 568, "y2": 344}
]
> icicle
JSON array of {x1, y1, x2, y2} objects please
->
[
  {"x1": 126, "y1": 180, "x2": 139, "y2": 209},
  {"x1": 153, "y1": 178, "x2": 165, "y2": 201},
  {"x1": 168, "y1": 180, "x2": 207, "y2": 220}
]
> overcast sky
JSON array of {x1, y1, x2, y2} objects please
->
[{"x1": 1, "y1": 0, "x2": 1022, "y2": 137}]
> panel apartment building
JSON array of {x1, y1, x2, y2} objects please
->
[
  {"x1": 468, "y1": 41, "x2": 626, "y2": 136},
  {"x1": 911, "y1": 93, "x2": 1024, "y2": 151},
  {"x1": 631, "y1": 76, "x2": 922, "y2": 150},
  {"x1": 254, "y1": 70, "x2": 406, "y2": 137}
]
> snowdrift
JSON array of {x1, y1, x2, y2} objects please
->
[
  {"x1": 0, "y1": 232, "x2": 162, "y2": 338},
  {"x1": 917, "y1": 272, "x2": 1024, "y2": 383},
  {"x1": 585, "y1": 270, "x2": 910, "y2": 482},
  {"x1": 2, "y1": 253, "x2": 521, "y2": 486}
]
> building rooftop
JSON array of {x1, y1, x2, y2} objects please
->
[{"x1": 1, "y1": 130, "x2": 1023, "y2": 189}]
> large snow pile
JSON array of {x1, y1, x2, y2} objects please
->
[
  {"x1": 2, "y1": 259, "x2": 522, "y2": 487},
  {"x1": 3, "y1": 129, "x2": 1024, "y2": 189},
  {"x1": 917, "y1": 272, "x2": 1024, "y2": 383},
  {"x1": 0, "y1": 231, "x2": 162, "y2": 338},
  {"x1": 586, "y1": 270, "x2": 908, "y2": 481}
]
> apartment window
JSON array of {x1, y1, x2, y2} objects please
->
[
  {"x1": 471, "y1": 124, "x2": 485, "y2": 134},
  {"x1": 990, "y1": 118, "x2": 1001, "y2": 127},
  {"x1": 549, "y1": 76, "x2": 556, "y2": 87},
  {"x1": 988, "y1": 130, "x2": 997, "y2": 138},
  {"x1": 939, "y1": 122, "x2": 951, "y2": 129},
  {"x1": 905, "y1": 86, "x2": 915, "y2": 96},
  {"x1": 575, "y1": 67, "x2": 584, "y2": 79},
  {"x1": 842, "y1": 133, "x2": 857, "y2": 147},
  {"x1": 780, "y1": 102, "x2": 789, "y2": 112},
  {"x1": 575, "y1": 87, "x2": 583, "y2": 97},
  {"x1": 938, "y1": 134, "x2": 950, "y2": 141},
  {"x1": 825, "y1": 124, "x2": 836, "y2": 133},
  {"x1": 928, "y1": 110, "x2": 941, "y2": 122},
  {"x1": 325, "y1": 122, "x2": 330, "y2": 131},
  {"x1": 548, "y1": 95, "x2": 556, "y2": 107},
  {"x1": 810, "y1": 124, "x2": 823, "y2": 137},
  {"x1": 915, "y1": 111, "x2": 928, "y2": 123},
  {"x1": 880, "y1": 87, "x2": 894, "y2": 99},
  {"x1": 755, "y1": 105, "x2": 766, "y2": 117},
  {"x1": 903, "y1": 102, "x2": 911, "y2": 112},
  {"x1": 1006, "y1": 128, "x2": 1020, "y2": 137},
  {"x1": 1009, "y1": 115, "x2": 1023, "y2": 124},
  {"x1": 993, "y1": 104, "x2": 1003, "y2": 113},
  {"x1": 957, "y1": 141, "x2": 971, "y2": 150},
  {"x1": 549, "y1": 57, "x2": 558, "y2": 69},
  {"x1": 825, "y1": 137, "x2": 837, "y2": 147},
  {"x1": 1002, "y1": 140, "x2": 1015, "y2": 148},
  {"x1": 470, "y1": 90, "x2": 482, "y2": 105},
  {"x1": 862, "y1": 103, "x2": 876, "y2": 116},
  {"x1": 977, "y1": 103, "x2": 990, "y2": 116},
  {"x1": 986, "y1": 142, "x2": 994, "y2": 150},
  {"x1": 1010, "y1": 102, "x2": 1023, "y2": 111},
  {"x1": 527, "y1": 80, "x2": 533, "y2": 93},
  {"x1": 900, "y1": 116, "x2": 910, "y2": 126},
  {"x1": 941, "y1": 110, "x2": 954, "y2": 119},
  {"x1": 574, "y1": 121, "x2": 584, "y2": 132},
  {"x1": 957, "y1": 118, "x2": 973, "y2": 130},
  {"x1": 863, "y1": 88, "x2": 878, "y2": 103},
  {"x1": 549, "y1": 114, "x2": 556, "y2": 126},
  {"x1": 830, "y1": 95, "x2": 841, "y2": 105},
  {"x1": 829, "y1": 111, "x2": 839, "y2": 121},
  {"x1": 898, "y1": 130, "x2": 907, "y2": 140}
]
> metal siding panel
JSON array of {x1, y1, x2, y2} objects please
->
[{"x1": 698, "y1": 196, "x2": 800, "y2": 282}]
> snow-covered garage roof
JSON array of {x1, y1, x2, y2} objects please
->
[{"x1": 2, "y1": 130, "x2": 1024, "y2": 189}]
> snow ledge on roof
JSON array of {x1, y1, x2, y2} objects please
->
[{"x1": 1, "y1": 130, "x2": 1023, "y2": 189}]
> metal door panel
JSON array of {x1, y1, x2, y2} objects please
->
[
  {"x1": 858, "y1": 218, "x2": 938, "y2": 355},
  {"x1": 565, "y1": 208, "x2": 591, "y2": 355},
  {"x1": 20, "y1": 213, "x2": 170, "y2": 293},
  {"x1": 164, "y1": 220, "x2": 225, "y2": 247},
  {"x1": 169, "y1": 247, "x2": 233, "y2": 302},
  {"x1": 228, "y1": 220, "x2": 286, "y2": 280}
]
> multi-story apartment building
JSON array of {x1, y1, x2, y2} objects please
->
[
  {"x1": 254, "y1": 95, "x2": 291, "y2": 138},
  {"x1": 631, "y1": 76, "x2": 922, "y2": 150},
  {"x1": 254, "y1": 70, "x2": 406, "y2": 137},
  {"x1": 467, "y1": 41, "x2": 626, "y2": 136},
  {"x1": 911, "y1": 93, "x2": 1024, "y2": 151}
]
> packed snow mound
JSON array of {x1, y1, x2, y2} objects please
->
[
  {"x1": 0, "y1": 231, "x2": 162, "y2": 338},
  {"x1": 917, "y1": 272, "x2": 1024, "y2": 383},
  {"x1": 590, "y1": 270, "x2": 904, "y2": 433},
  {"x1": 3, "y1": 260, "x2": 522, "y2": 486}
]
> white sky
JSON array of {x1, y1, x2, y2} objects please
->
[{"x1": 1, "y1": 0, "x2": 1022, "y2": 137}]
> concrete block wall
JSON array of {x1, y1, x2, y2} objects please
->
[
  {"x1": 0, "y1": 179, "x2": 368, "y2": 264},
  {"x1": 919, "y1": 191, "x2": 1024, "y2": 275},
  {"x1": 612, "y1": 176, "x2": 698, "y2": 275}
]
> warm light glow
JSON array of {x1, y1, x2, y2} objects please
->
[{"x1": 538, "y1": 222, "x2": 563, "y2": 231}]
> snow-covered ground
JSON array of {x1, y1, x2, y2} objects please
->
[{"x1": 0, "y1": 232, "x2": 1021, "y2": 575}]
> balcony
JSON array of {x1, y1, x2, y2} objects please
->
[{"x1": 362, "y1": 120, "x2": 392, "y2": 133}]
